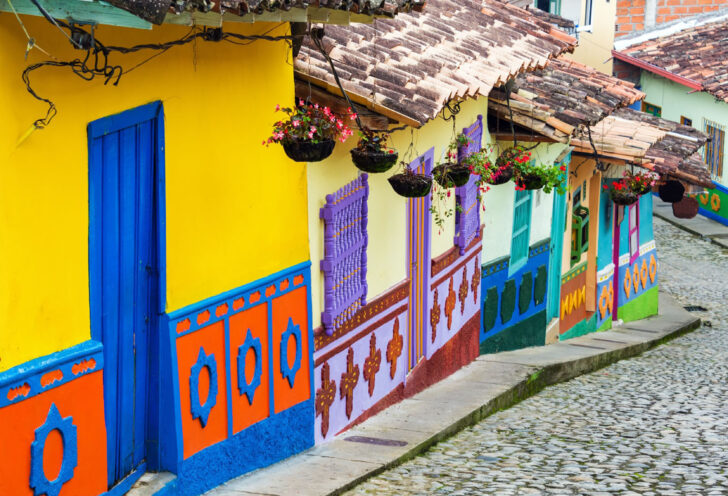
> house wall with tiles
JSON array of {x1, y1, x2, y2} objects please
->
[
  {"x1": 478, "y1": 141, "x2": 568, "y2": 354},
  {"x1": 0, "y1": 16, "x2": 311, "y2": 496},
  {"x1": 307, "y1": 98, "x2": 487, "y2": 444},
  {"x1": 639, "y1": 71, "x2": 728, "y2": 225}
]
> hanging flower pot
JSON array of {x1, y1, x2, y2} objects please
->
[
  {"x1": 610, "y1": 189, "x2": 639, "y2": 205},
  {"x1": 624, "y1": 170, "x2": 657, "y2": 196},
  {"x1": 433, "y1": 163, "x2": 471, "y2": 188},
  {"x1": 485, "y1": 165, "x2": 514, "y2": 185},
  {"x1": 351, "y1": 148, "x2": 398, "y2": 173},
  {"x1": 351, "y1": 131, "x2": 398, "y2": 173},
  {"x1": 388, "y1": 170, "x2": 433, "y2": 198},
  {"x1": 659, "y1": 180, "x2": 685, "y2": 203},
  {"x1": 265, "y1": 101, "x2": 355, "y2": 163},
  {"x1": 605, "y1": 179, "x2": 638, "y2": 205},
  {"x1": 283, "y1": 139, "x2": 336, "y2": 162},
  {"x1": 672, "y1": 196, "x2": 699, "y2": 219},
  {"x1": 515, "y1": 172, "x2": 545, "y2": 190}
]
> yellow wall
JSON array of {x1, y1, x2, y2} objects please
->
[
  {"x1": 0, "y1": 17, "x2": 303, "y2": 371},
  {"x1": 307, "y1": 98, "x2": 487, "y2": 329},
  {"x1": 566, "y1": 0, "x2": 615, "y2": 74}
]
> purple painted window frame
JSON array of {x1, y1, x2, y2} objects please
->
[
  {"x1": 454, "y1": 115, "x2": 483, "y2": 255},
  {"x1": 319, "y1": 174, "x2": 369, "y2": 335}
]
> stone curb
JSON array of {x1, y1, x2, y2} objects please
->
[{"x1": 201, "y1": 292, "x2": 700, "y2": 496}]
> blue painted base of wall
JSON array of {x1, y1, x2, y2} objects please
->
[
  {"x1": 175, "y1": 399, "x2": 314, "y2": 496},
  {"x1": 697, "y1": 207, "x2": 728, "y2": 226}
]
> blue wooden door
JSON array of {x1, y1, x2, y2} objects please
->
[
  {"x1": 547, "y1": 153, "x2": 570, "y2": 321},
  {"x1": 89, "y1": 103, "x2": 163, "y2": 488},
  {"x1": 407, "y1": 149, "x2": 433, "y2": 371}
]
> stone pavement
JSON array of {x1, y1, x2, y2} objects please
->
[
  {"x1": 202, "y1": 221, "x2": 708, "y2": 496},
  {"x1": 339, "y1": 217, "x2": 727, "y2": 496},
  {"x1": 652, "y1": 195, "x2": 728, "y2": 249}
]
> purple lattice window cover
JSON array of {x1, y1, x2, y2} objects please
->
[
  {"x1": 454, "y1": 115, "x2": 483, "y2": 255},
  {"x1": 319, "y1": 174, "x2": 369, "y2": 336}
]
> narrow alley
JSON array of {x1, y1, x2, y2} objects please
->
[{"x1": 343, "y1": 218, "x2": 728, "y2": 495}]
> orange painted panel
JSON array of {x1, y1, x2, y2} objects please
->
[
  {"x1": 176, "y1": 321, "x2": 228, "y2": 459},
  {"x1": 272, "y1": 287, "x2": 311, "y2": 414},
  {"x1": 229, "y1": 304, "x2": 270, "y2": 434},
  {"x1": 0, "y1": 371, "x2": 107, "y2": 496}
]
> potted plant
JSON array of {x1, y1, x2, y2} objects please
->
[
  {"x1": 388, "y1": 163, "x2": 433, "y2": 198},
  {"x1": 265, "y1": 101, "x2": 354, "y2": 162},
  {"x1": 351, "y1": 130, "x2": 398, "y2": 173},
  {"x1": 513, "y1": 162, "x2": 568, "y2": 193},
  {"x1": 658, "y1": 179, "x2": 685, "y2": 203},
  {"x1": 485, "y1": 146, "x2": 527, "y2": 185},
  {"x1": 433, "y1": 134, "x2": 473, "y2": 188},
  {"x1": 604, "y1": 179, "x2": 639, "y2": 205},
  {"x1": 624, "y1": 170, "x2": 657, "y2": 195}
]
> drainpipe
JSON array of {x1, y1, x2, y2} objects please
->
[{"x1": 646, "y1": 0, "x2": 657, "y2": 29}]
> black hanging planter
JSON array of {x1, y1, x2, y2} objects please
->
[
  {"x1": 633, "y1": 182, "x2": 653, "y2": 196},
  {"x1": 282, "y1": 139, "x2": 335, "y2": 162},
  {"x1": 658, "y1": 180, "x2": 685, "y2": 203},
  {"x1": 672, "y1": 196, "x2": 699, "y2": 219},
  {"x1": 433, "y1": 163, "x2": 471, "y2": 188},
  {"x1": 351, "y1": 148, "x2": 398, "y2": 173},
  {"x1": 485, "y1": 165, "x2": 514, "y2": 185},
  {"x1": 515, "y1": 172, "x2": 545, "y2": 190},
  {"x1": 388, "y1": 172, "x2": 433, "y2": 198},
  {"x1": 609, "y1": 189, "x2": 639, "y2": 206}
]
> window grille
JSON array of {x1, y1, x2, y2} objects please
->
[
  {"x1": 510, "y1": 189, "x2": 532, "y2": 274},
  {"x1": 319, "y1": 174, "x2": 369, "y2": 335},
  {"x1": 704, "y1": 119, "x2": 725, "y2": 180},
  {"x1": 454, "y1": 115, "x2": 483, "y2": 255},
  {"x1": 628, "y1": 201, "x2": 640, "y2": 264}
]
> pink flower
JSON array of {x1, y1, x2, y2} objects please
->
[
  {"x1": 299, "y1": 99, "x2": 305, "y2": 106},
  {"x1": 310, "y1": 126, "x2": 317, "y2": 134},
  {"x1": 350, "y1": 113, "x2": 358, "y2": 120},
  {"x1": 275, "y1": 104, "x2": 280, "y2": 111},
  {"x1": 447, "y1": 191, "x2": 451, "y2": 197},
  {"x1": 292, "y1": 120, "x2": 300, "y2": 128},
  {"x1": 314, "y1": 103, "x2": 319, "y2": 109}
]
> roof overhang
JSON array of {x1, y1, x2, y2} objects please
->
[{"x1": 611, "y1": 50, "x2": 703, "y2": 91}]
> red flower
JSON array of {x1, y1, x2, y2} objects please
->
[{"x1": 560, "y1": 165, "x2": 566, "y2": 171}]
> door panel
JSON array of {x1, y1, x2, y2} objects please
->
[
  {"x1": 407, "y1": 150, "x2": 433, "y2": 371},
  {"x1": 547, "y1": 155, "x2": 569, "y2": 321},
  {"x1": 89, "y1": 103, "x2": 161, "y2": 487}
]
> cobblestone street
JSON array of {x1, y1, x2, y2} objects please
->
[{"x1": 344, "y1": 218, "x2": 728, "y2": 496}]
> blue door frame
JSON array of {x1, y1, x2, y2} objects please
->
[
  {"x1": 547, "y1": 153, "x2": 570, "y2": 321},
  {"x1": 89, "y1": 101, "x2": 166, "y2": 488}
]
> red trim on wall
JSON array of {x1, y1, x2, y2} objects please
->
[
  {"x1": 611, "y1": 50, "x2": 703, "y2": 91},
  {"x1": 333, "y1": 311, "x2": 481, "y2": 436}
]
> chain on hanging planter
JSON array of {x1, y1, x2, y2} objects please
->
[
  {"x1": 351, "y1": 131, "x2": 399, "y2": 173},
  {"x1": 265, "y1": 101, "x2": 354, "y2": 163}
]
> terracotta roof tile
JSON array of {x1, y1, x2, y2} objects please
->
[
  {"x1": 615, "y1": 17, "x2": 728, "y2": 102},
  {"x1": 294, "y1": 0, "x2": 576, "y2": 126}
]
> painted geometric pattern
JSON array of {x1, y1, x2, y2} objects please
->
[
  {"x1": 170, "y1": 262, "x2": 312, "y2": 459},
  {"x1": 320, "y1": 174, "x2": 369, "y2": 335},
  {"x1": 30, "y1": 403, "x2": 78, "y2": 496}
]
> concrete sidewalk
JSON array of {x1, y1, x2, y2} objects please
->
[
  {"x1": 201, "y1": 293, "x2": 699, "y2": 496},
  {"x1": 652, "y1": 196, "x2": 728, "y2": 249}
]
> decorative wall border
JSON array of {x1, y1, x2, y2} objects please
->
[
  {"x1": 314, "y1": 280, "x2": 410, "y2": 351},
  {"x1": 618, "y1": 240, "x2": 657, "y2": 266},
  {"x1": 597, "y1": 263, "x2": 615, "y2": 283},
  {"x1": 562, "y1": 261, "x2": 587, "y2": 284},
  {"x1": 481, "y1": 237, "x2": 550, "y2": 279},
  {"x1": 432, "y1": 226, "x2": 484, "y2": 277},
  {"x1": 0, "y1": 340, "x2": 103, "y2": 409},
  {"x1": 431, "y1": 236, "x2": 482, "y2": 290}
]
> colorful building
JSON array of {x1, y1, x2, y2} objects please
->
[
  {"x1": 485, "y1": 58, "x2": 712, "y2": 345},
  {"x1": 0, "y1": 0, "x2": 422, "y2": 494},
  {"x1": 294, "y1": 0, "x2": 574, "y2": 444},
  {"x1": 613, "y1": 15, "x2": 728, "y2": 226}
]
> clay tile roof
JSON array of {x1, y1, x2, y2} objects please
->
[
  {"x1": 614, "y1": 16, "x2": 728, "y2": 102},
  {"x1": 489, "y1": 58, "x2": 644, "y2": 141},
  {"x1": 572, "y1": 108, "x2": 712, "y2": 187},
  {"x1": 294, "y1": 0, "x2": 576, "y2": 127}
]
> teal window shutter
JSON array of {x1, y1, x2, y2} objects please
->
[{"x1": 509, "y1": 189, "x2": 532, "y2": 275}]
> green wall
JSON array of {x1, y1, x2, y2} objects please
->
[{"x1": 640, "y1": 71, "x2": 728, "y2": 185}]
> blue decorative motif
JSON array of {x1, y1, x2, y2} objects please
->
[
  {"x1": 280, "y1": 318, "x2": 302, "y2": 388},
  {"x1": 190, "y1": 348, "x2": 218, "y2": 427},
  {"x1": 30, "y1": 403, "x2": 78, "y2": 496},
  {"x1": 237, "y1": 329, "x2": 262, "y2": 405}
]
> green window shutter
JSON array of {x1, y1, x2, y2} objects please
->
[
  {"x1": 571, "y1": 205, "x2": 589, "y2": 266},
  {"x1": 509, "y1": 190, "x2": 532, "y2": 275}
]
